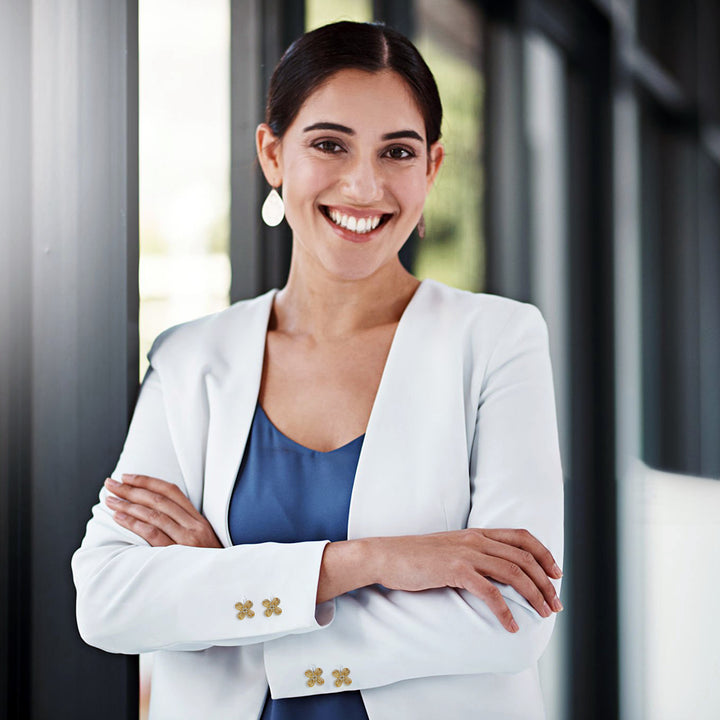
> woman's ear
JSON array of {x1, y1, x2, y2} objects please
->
[
  {"x1": 426, "y1": 142, "x2": 445, "y2": 190},
  {"x1": 256, "y1": 123, "x2": 283, "y2": 186}
]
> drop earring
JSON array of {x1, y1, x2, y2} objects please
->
[
  {"x1": 262, "y1": 187, "x2": 285, "y2": 227},
  {"x1": 417, "y1": 213, "x2": 426, "y2": 239}
]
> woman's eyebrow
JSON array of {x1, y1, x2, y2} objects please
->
[
  {"x1": 303, "y1": 122, "x2": 354, "y2": 134},
  {"x1": 382, "y1": 130, "x2": 423, "y2": 142}
]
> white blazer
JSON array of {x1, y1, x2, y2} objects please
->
[{"x1": 72, "y1": 279, "x2": 564, "y2": 720}]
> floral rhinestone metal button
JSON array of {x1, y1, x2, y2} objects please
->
[
  {"x1": 333, "y1": 667, "x2": 352, "y2": 687},
  {"x1": 234, "y1": 600, "x2": 254, "y2": 620},
  {"x1": 305, "y1": 667, "x2": 324, "y2": 687},
  {"x1": 263, "y1": 597, "x2": 282, "y2": 616}
]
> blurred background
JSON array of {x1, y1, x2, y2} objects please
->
[{"x1": 1, "y1": 0, "x2": 719, "y2": 718}]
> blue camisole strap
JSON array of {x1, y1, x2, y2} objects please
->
[{"x1": 228, "y1": 404, "x2": 369, "y2": 720}]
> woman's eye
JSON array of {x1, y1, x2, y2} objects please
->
[
  {"x1": 384, "y1": 146, "x2": 415, "y2": 160},
  {"x1": 314, "y1": 140, "x2": 343, "y2": 154}
]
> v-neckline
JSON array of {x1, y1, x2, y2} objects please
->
[{"x1": 256, "y1": 403, "x2": 365, "y2": 455}]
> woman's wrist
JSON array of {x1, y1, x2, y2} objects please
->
[{"x1": 316, "y1": 537, "x2": 381, "y2": 603}]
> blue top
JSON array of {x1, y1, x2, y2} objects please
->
[{"x1": 229, "y1": 404, "x2": 369, "y2": 720}]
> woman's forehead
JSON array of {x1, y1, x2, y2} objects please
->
[{"x1": 290, "y1": 69, "x2": 426, "y2": 137}]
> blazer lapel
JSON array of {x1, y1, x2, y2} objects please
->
[
  {"x1": 202, "y1": 290, "x2": 277, "y2": 547},
  {"x1": 348, "y1": 279, "x2": 469, "y2": 539}
]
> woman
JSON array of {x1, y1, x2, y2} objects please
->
[{"x1": 73, "y1": 21, "x2": 564, "y2": 720}]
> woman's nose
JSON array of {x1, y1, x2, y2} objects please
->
[{"x1": 341, "y1": 156, "x2": 383, "y2": 203}]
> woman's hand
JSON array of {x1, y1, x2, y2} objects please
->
[
  {"x1": 104, "y1": 474, "x2": 222, "y2": 548},
  {"x1": 318, "y1": 529, "x2": 562, "y2": 633}
]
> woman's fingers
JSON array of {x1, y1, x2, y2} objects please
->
[
  {"x1": 475, "y1": 553, "x2": 553, "y2": 618},
  {"x1": 106, "y1": 494, "x2": 182, "y2": 542},
  {"x1": 482, "y1": 528, "x2": 562, "y2": 579},
  {"x1": 480, "y1": 537, "x2": 563, "y2": 612},
  {"x1": 120, "y1": 474, "x2": 198, "y2": 515},
  {"x1": 111, "y1": 509, "x2": 175, "y2": 547},
  {"x1": 104, "y1": 475, "x2": 222, "y2": 548},
  {"x1": 463, "y1": 573, "x2": 519, "y2": 633},
  {"x1": 105, "y1": 477, "x2": 195, "y2": 528}
]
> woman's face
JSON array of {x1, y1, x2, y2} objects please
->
[{"x1": 257, "y1": 69, "x2": 444, "y2": 282}]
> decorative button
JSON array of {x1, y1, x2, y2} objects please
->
[
  {"x1": 262, "y1": 597, "x2": 282, "y2": 616},
  {"x1": 305, "y1": 667, "x2": 324, "y2": 687},
  {"x1": 234, "y1": 600, "x2": 254, "y2": 620},
  {"x1": 332, "y1": 667, "x2": 352, "y2": 687}
]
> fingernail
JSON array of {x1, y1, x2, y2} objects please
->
[
  {"x1": 552, "y1": 563, "x2": 563, "y2": 577},
  {"x1": 510, "y1": 620, "x2": 519, "y2": 633},
  {"x1": 552, "y1": 598, "x2": 564, "y2": 612},
  {"x1": 541, "y1": 601, "x2": 552, "y2": 617},
  {"x1": 114, "y1": 511, "x2": 129, "y2": 521},
  {"x1": 106, "y1": 496, "x2": 118, "y2": 505},
  {"x1": 105, "y1": 477, "x2": 120, "y2": 487}
]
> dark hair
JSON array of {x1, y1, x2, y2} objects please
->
[{"x1": 265, "y1": 21, "x2": 442, "y2": 147}]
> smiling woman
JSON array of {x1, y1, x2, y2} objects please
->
[{"x1": 72, "y1": 21, "x2": 564, "y2": 720}]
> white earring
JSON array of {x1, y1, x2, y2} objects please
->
[{"x1": 262, "y1": 187, "x2": 285, "y2": 227}]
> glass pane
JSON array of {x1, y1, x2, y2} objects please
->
[
  {"x1": 413, "y1": 0, "x2": 484, "y2": 291},
  {"x1": 138, "y1": 1, "x2": 230, "y2": 716},
  {"x1": 139, "y1": 0, "x2": 230, "y2": 381},
  {"x1": 306, "y1": 0, "x2": 372, "y2": 31}
]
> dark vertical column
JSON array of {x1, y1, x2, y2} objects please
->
[
  {"x1": 662, "y1": 132, "x2": 701, "y2": 472},
  {"x1": 483, "y1": 16, "x2": 531, "y2": 300},
  {"x1": 0, "y1": 1, "x2": 140, "y2": 718},
  {"x1": 697, "y1": 0, "x2": 720, "y2": 478},
  {"x1": 640, "y1": 104, "x2": 702, "y2": 475},
  {"x1": 230, "y1": 0, "x2": 263, "y2": 301},
  {"x1": 698, "y1": 154, "x2": 720, "y2": 477},
  {"x1": 0, "y1": 1, "x2": 32, "y2": 717},
  {"x1": 565, "y1": 47, "x2": 618, "y2": 720}
]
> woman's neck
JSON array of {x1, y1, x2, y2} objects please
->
[{"x1": 271, "y1": 259, "x2": 420, "y2": 340}]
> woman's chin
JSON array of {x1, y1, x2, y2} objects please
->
[{"x1": 319, "y1": 254, "x2": 403, "y2": 284}]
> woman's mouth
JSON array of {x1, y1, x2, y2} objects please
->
[{"x1": 320, "y1": 206, "x2": 392, "y2": 235}]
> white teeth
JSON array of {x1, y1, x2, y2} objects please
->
[{"x1": 325, "y1": 208, "x2": 384, "y2": 234}]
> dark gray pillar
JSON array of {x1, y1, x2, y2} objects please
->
[
  {"x1": 1, "y1": 1, "x2": 139, "y2": 718},
  {"x1": 483, "y1": 19, "x2": 531, "y2": 301},
  {"x1": 1, "y1": 1, "x2": 33, "y2": 716},
  {"x1": 230, "y1": 0, "x2": 264, "y2": 301}
]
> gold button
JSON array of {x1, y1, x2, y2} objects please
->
[
  {"x1": 234, "y1": 600, "x2": 254, "y2": 620},
  {"x1": 333, "y1": 667, "x2": 352, "y2": 687},
  {"x1": 305, "y1": 667, "x2": 324, "y2": 687},
  {"x1": 262, "y1": 597, "x2": 282, "y2": 616}
]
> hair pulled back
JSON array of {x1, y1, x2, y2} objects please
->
[{"x1": 265, "y1": 21, "x2": 442, "y2": 147}]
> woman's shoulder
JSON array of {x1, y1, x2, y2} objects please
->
[
  {"x1": 418, "y1": 278, "x2": 547, "y2": 342},
  {"x1": 146, "y1": 289, "x2": 276, "y2": 369}
]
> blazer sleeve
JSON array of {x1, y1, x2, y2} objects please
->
[
  {"x1": 262, "y1": 303, "x2": 564, "y2": 698},
  {"x1": 71, "y1": 361, "x2": 334, "y2": 655}
]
